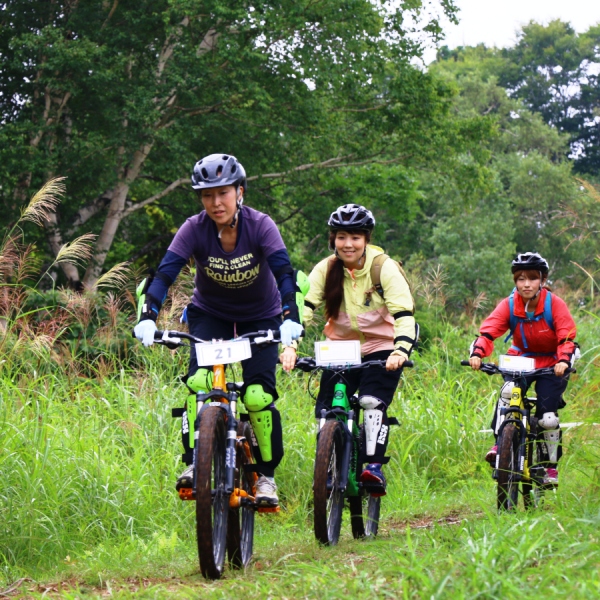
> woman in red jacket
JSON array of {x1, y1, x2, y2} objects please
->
[{"x1": 469, "y1": 252, "x2": 577, "y2": 485}]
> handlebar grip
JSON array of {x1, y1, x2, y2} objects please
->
[
  {"x1": 460, "y1": 360, "x2": 471, "y2": 366},
  {"x1": 403, "y1": 360, "x2": 414, "y2": 368}
]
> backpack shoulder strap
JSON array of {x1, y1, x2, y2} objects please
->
[
  {"x1": 543, "y1": 291, "x2": 554, "y2": 330},
  {"x1": 504, "y1": 290, "x2": 518, "y2": 344},
  {"x1": 508, "y1": 290, "x2": 517, "y2": 333},
  {"x1": 370, "y1": 253, "x2": 388, "y2": 296}
]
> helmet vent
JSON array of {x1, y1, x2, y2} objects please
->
[
  {"x1": 216, "y1": 165, "x2": 223, "y2": 177},
  {"x1": 222, "y1": 155, "x2": 229, "y2": 160},
  {"x1": 201, "y1": 168, "x2": 208, "y2": 178}
]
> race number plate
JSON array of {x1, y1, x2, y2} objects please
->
[
  {"x1": 196, "y1": 338, "x2": 252, "y2": 366},
  {"x1": 499, "y1": 354, "x2": 535, "y2": 371},
  {"x1": 314, "y1": 340, "x2": 361, "y2": 366}
]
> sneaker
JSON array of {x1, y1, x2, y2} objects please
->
[
  {"x1": 360, "y1": 463, "x2": 387, "y2": 497},
  {"x1": 543, "y1": 467, "x2": 558, "y2": 486},
  {"x1": 255, "y1": 475, "x2": 279, "y2": 506},
  {"x1": 485, "y1": 445, "x2": 497, "y2": 466},
  {"x1": 175, "y1": 465, "x2": 194, "y2": 491}
]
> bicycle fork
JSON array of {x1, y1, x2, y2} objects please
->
[{"x1": 495, "y1": 401, "x2": 529, "y2": 482}]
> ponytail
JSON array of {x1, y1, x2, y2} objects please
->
[{"x1": 324, "y1": 258, "x2": 345, "y2": 320}]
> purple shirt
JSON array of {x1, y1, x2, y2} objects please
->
[{"x1": 168, "y1": 206, "x2": 285, "y2": 321}]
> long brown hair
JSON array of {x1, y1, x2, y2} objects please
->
[{"x1": 324, "y1": 230, "x2": 370, "y2": 320}]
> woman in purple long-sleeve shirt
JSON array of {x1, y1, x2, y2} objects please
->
[{"x1": 134, "y1": 153, "x2": 303, "y2": 507}]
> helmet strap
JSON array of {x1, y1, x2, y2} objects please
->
[{"x1": 216, "y1": 207, "x2": 241, "y2": 238}]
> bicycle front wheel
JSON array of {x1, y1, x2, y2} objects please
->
[
  {"x1": 313, "y1": 420, "x2": 345, "y2": 545},
  {"x1": 497, "y1": 423, "x2": 520, "y2": 511},
  {"x1": 195, "y1": 406, "x2": 229, "y2": 579},
  {"x1": 227, "y1": 420, "x2": 256, "y2": 569}
]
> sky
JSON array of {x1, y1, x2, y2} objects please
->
[{"x1": 441, "y1": 0, "x2": 600, "y2": 50}]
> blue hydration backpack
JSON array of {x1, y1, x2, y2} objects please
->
[{"x1": 504, "y1": 289, "x2": 554, "y2": 357}]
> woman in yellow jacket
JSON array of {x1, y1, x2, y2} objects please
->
[{"x1": 281, "y1": 204, "x2": 416, "y2": 495}]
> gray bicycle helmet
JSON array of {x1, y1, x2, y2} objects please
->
[
  {"x1": 511, "y1": 252, "x2": 549, "y2": 275},
  {"x1": 191, "y1": 154, "x2": 247, "y2": 191},
  {"x1": 328, "y1": 204, "x2": 375, "y2": 231}
]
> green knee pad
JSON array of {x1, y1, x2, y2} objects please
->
[
  {"x1": 185, "y1": 368, "x2": 213, "y2": 448},
  {"x1": 187, "y1": 368, "x2": 213, "y2": 393},
  {"x1": 244, "y1": 384, "x2": 274, "y2": 462}
]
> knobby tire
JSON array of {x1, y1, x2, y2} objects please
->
[
  {"x1": 349, "y1": 494, "x2": 381, "y2": 538},
  {"x1": 497, "y1": 423, "x2": 520, "y2": 511},
  {"x1": 227, "y1": 420, "x2": 256, "y2": 569},
  {"x1": 313, "y1": 420, "x2": 345, "y2": 545},
  {"x1": 349, "y1": 424, "x2": 381, "y2": 538},
  {"x1": 195, "y1": 406, "x2": 228, "y2": 579}
]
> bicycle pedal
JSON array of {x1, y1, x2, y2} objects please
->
[
  {"x1": 229, "y1": 489, "x2": 255, "y2": 508},
  {"x1": 257, "y1": 505, "x2": 280, "y2": 514},
  {"x1": 178, "y1": 488, "x2": 195, "y2": 501}
]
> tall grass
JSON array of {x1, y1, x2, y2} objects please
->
[{"x1": 1, "y1": 311, "x2": 599, "y2": 595}]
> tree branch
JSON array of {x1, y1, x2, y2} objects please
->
[
  {"x1": 122, "y1": 177, "x2": 190, "y2": 217},
  {"x1": 101, "y1": 0, "x2": 119, "y2": 30},
  {"x1": 66, "y1": 192, "x2": 114, "y2": 236}
]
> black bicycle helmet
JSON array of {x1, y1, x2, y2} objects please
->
[
  {"x1": 191, "y1": 154, "x2": 247, "y2": 191},
  {"x1": 511, "y1": 252, "x2": 549, "y2": 275},
  {"x1": 328, "y1": 204, "x2": 375, "y2": 231}
]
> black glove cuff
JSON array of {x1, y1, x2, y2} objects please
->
[
  {"x1": 140, "y1": 293, "x2": 160, "y2": 322},
  {"x1": 282, "y1": 292, "x2": 300, "y2": 322}
]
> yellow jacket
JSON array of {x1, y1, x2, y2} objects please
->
[{"x1": 303, "y1": 245, "x2": 416, "y2": 356}]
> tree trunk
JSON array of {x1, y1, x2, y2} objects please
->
[{"x1": 83, "y1": 141, "x2": 154, "y2": 286}]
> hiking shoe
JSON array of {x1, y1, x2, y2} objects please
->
[
  {"x1": 485, "y1": 445, "x2": 498, "y2": 466},
  {"x1": 175, "y1": 465, "x2": 194, "y2": 491},
  {"x1": 360, "y1": 463, "x2": 387, "y2": 497},
  {"x1": 255, "y1": 475, "x2": 279, "y2": 507},
  {"x1": 543, "y1": 467, "x2": 558, "y2": 486}
]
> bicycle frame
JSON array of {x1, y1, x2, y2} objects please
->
[
  {"x1": 462, "y1": 359, "x2": 573, "y2": 508},
  {"x1": 494, "y1": 378, "x2": 531, "y2": 483},
  {"x1": 320, "y1": 380, "x2": 360, "y2": 497},
  {"x1": 151, "y1": 329, "x2": 277, "y2": 510},
  {"x1": 298, "y1": 357, "x2": 413, "y2": 498}
]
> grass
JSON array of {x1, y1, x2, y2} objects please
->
[{"x1": 1, "y1": 314, "x2": 600, "y2": 598}]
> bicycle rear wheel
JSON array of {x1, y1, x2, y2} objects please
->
[
  {"x1": 349, "y1": 494, "x2": 381, "y2": 538},
  {"x1": 497, "y1": 423, "x2": 520, "y2": 511},
  {"x1": 227, "y1": 420, "x2": 256, "y2": 569},
  {"x1": 195, "y1": 406, "x2": 229, "y2": 579},
  {"x1": 313, "y1": 420, "x2": 345, "y2": 545}
]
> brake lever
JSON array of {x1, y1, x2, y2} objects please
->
[
  {"x1": 254, "y1": 329, "x2": 276, "y2": 345},
  {"x1": 161, "y1": 330, "x2": 182, "y2": 348}
]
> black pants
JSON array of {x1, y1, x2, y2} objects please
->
[
  {"x1": 315, "y1": 350, "x2": 402, "y2": 463},
  {"x1": 186, "y1": 304, "x2": 284, "y2": 477},
  {"x1": 491, "y1": 372, "x2": 569, "y2": 463}
]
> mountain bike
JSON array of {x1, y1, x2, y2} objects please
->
[
  {"x1": 147, "y1": 328, "x2": 280, "y2": 579},
  {"x1": 461, "y1": 358, "x2": 573, "y2": 511},
  {"x1": 294, "y1": 353, "x2": 413, "y2": 545}
]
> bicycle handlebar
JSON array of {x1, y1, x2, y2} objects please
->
[
  {"x1": 294, "y1": 357, "x2": 414, "y2": 374},
  {"x1": 132, "y1": 328, "x2": 282, "y2": 349},
  {"x1": 460, "y1": 359, "x2": 575, "y2": 377}
]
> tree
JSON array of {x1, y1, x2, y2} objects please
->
[
  {"x1": 498, "y1": 20, "x2": 600, "y2": 175},
  {"x1": 0, "y1": 0, "x2": 459, "y2": 287}
]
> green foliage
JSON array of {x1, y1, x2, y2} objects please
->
[{"x1": 0, "y1": 0, "x2": 461, "y2": 286}]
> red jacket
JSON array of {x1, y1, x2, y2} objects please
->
[{"x1": 471, "y1": 288, "x2": 577, "y2": 368}]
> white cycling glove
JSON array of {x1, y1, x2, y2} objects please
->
[
  {"x1": 134, "y1": 319, "x2": 157, "y2": 347},
  {"x1": 279, "y1": 319, "x2": 303, "y2": 347}
]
